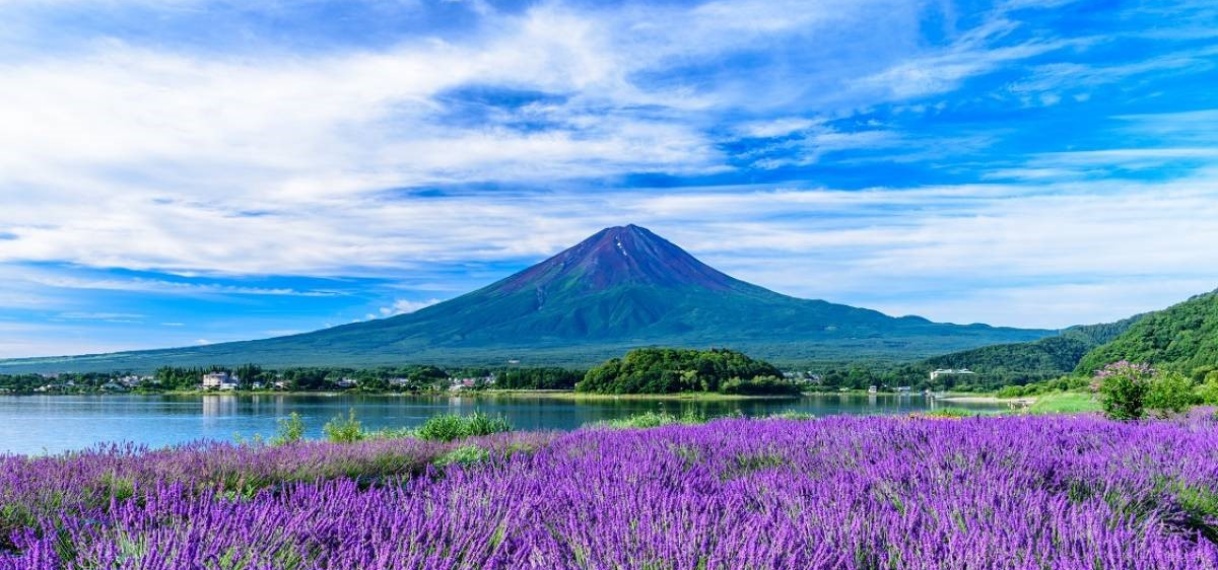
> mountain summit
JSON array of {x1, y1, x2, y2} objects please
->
[
  {"x1": 493, "y1": 224, "x2": 740, "y2": 294},
  {"x1": 0, "y1": 225, "x2": 1053, "y2": 371}
]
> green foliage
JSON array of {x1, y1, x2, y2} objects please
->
[
  {"x1": 1077, "y1": 290, "x2": 1218, "y2": 375},
  {"x1": 576, "y1": 348, "x2": 789, "y2": 394},
  {"x1": 922, "y1": 408, "x2": 976, "y2": 418},
  {"x1": 1145, "y1": 372, "x2": 1198, "y2": 419},
  {"x1": 919, "y1": 316, "x2": 1144, "y2": 391},
  {"x1": 271, "y1": 412, "x2": 306, "y2": 446},
  {"x1": 415, "y1": 412, "x2": 511, "y2": 442},
  {"x1": 1025, "y1": 392, "x2": 1102, "y2": 415},
  {"x1": 766, "y1": 410, "x2": 815, "y2": 421},
  {"x1": 322, "y1": 409, "x2": 365, "y2": 444},
  {"x1": 995, "y1": 376, "x2": 1090, "y2": 398},
  {"x1": 1196, "y1": 373, "x2": 1218, "y2": 405},
  {"x1": 434, "y1": 445, "x2": 491, "y2": 468},
  {"x1": 597, "y1": 410, "x2": 709, "y2": 429},
  {"x1": 718, "y1": 375, "x2": 802, "y2": 396},
  {"x1": 1095, "y1": 362, "x2": 1153, "y2": 421},
  {"x1": 495, "y1": 367, "x2": 584, "y2": 390}
]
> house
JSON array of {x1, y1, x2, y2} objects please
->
[
  {"x1": 336, "y1": 377, "x2": 359, "y2": 389},
  {"x1": 929, "y1": 368, "x2": 975, "y2": 381},
  {"x1": 388, "y1": 378, "x2": 411, "y2": 388},
  {"x1": 202, "y1": 372, "x2": 239, "y2": 391},
  {"x1": 118, "y1": 375, "x2": 151, "y2": 388}
]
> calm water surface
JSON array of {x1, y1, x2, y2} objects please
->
[{"x1": 0, "y1": 393, "x2": 1000, "y2": 455}]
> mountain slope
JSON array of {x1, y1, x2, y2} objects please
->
[
  {"x1": 921, "y1": 316, "x2": 1143, "y2": 379},
  {"x1": 0, "y1": 225, "x2": 1053, "y2": 372},
  {"x1": 1076, "y1": 290, "x2": 1218, "y2": 375}
]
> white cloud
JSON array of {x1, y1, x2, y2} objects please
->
[{"x1": 378, "y1": 298, "x2": 442, "y2": 317}]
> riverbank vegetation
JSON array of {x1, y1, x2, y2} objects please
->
[
  {"x1": 575, "y1": 347, "x2": 800, "y2": 395},
  {"x1": 3, "y1": 414, "x2": 1217, "y2": 568}
]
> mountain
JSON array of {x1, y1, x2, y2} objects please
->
[
  {"x1": 920, "y1": 316, "x2": 1143, "y2": 382},
  {"x1": 1076, "y1": 289, "x2": 1218, "y2": 376},
  {"x1": 0, "y1": 225, "x2": 1053, "y2": 373}
]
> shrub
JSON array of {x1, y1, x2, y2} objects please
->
[
  {"x1": 597, "y1": 409, "x2": 711, "y2": 429},
  {"x1": 322, "y1": 409, "x2": 365, "y2": 443},
  {"x1": 1145, "y1": 372, "x2": 1197, "y2": 418},
  {"x1": 463, "y1": 412, "x2": 512, "y2": 437},
  {"x1": 434, "y1": 445, "x2": 490, "y2": 468},
  {"x1": 1196, "y1": 373, "x2": 1218, "y2": 405},
  {"x1": 271, "y1": 412, "x2": 306, "y2": 445},
  {"x1": 1093, "y1": 361, "x2": 1153, "y2": 420},
  {"x1": 416, "y1": 412, "x2": 512, "y2": 442}
]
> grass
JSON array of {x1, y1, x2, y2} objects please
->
[
  {"x1": 415, "y1": 412, "x2": 512, "y2": 442},
  {"x1": 920, "y1": 407, "x2": 978, "y2": 418},
  {"x1": 1025, "y1": 391, "x2": 1102, "y2": 414}
]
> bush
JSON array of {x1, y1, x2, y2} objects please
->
[
  {"x1": 416, "y1": 412, "x2": 512, "y2": 442},
  {"x1": 322, "y1": 409, "x2": 365, "y2": 443},
  {"x1": 271, "y1": 412, "x2": 306, "y2": 445},
  {"x1": 1197, "y1": 373, "x2": 1218, "y2": 405},
  {"x1": 434, "y1": 445, "x2": 490, "y2": 468},
  {"x1": 1145, "y1": 372, "x2": 1197, "y2": 418},
  {"x1": 463, "y1": 412, "x2": 512, "y2": 437},
  {"x1": 1093, "y1": 361, "x2": 1153, "y2": 420}
]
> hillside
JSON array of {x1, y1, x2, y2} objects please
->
[
  {"x1": 921, "y1": 316, "x2": 1143, "y2": 382},
  {"x1": 1076, "y1": 290, "x2": 1218, "y2": 376},
  {"x1": 0, "y1": 225, "x2": 1052, "y2": 373}
]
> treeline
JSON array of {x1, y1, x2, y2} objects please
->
[
  {"x1": 0, "y1": 365, "x2": 586, "y2": 394},
  {"x1": 575, "y1": 348, "x2": 799, "y2": 395},
  {"x1": 0, "y1": 371, "x2": 135, "y2": 394},
  {"x1": 495, "y1": 368, "x2": 584, "y2": 390}
]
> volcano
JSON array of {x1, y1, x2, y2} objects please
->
[{"x1": 0, "y1": 225, "x2": 1053, "y2": 371}]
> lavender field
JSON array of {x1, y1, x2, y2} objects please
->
[{"x1": 2, "y1": 414, "x2": 1218, "y2": 569}]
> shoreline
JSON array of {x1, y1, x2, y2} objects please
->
[{"x1": 936, "y1": 395, "x2": 1036, "y2": 407}]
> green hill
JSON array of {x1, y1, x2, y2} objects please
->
[
  {"x1": 1077, "y1": 290, "x2": 1218, "y2": 376},
  {"x1": 919, "y1": 317, "x2": 1142, "y2": 384},
  {"x1": 576, "y1": 347, "x2": 792, "y2": 394}
]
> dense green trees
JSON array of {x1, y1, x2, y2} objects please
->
[
  {"x1": 494, "y1": 368, "x2": 584, "y2": 390},
  {"x1": 575, "y1": 348, "x2": 793, "y2": 395},
  {"x1": 1076, "y1": 290, "x2": 1218, "y2": 375}
]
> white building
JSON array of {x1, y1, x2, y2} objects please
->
[
  {"x1": 202, "y1": 372, "x2": 239, "y2": 391},
  {"x1": 929, "y1": 369, "x2": 975, "y2": 381}
]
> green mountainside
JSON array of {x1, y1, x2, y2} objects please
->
[
  {"x1": 920, "y1": 316, "x2": 1143, "y2": 382},
  {"x1": 0, "y1": 225, "x2": 1052, "y2": 373},
  {"x1": 1076, "y1": 290, "x2": 1218, "y2": 376}
]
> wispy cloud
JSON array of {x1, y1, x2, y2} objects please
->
[{"x1": 0, "y1": 0, "x2": 1216, "y2": 355}]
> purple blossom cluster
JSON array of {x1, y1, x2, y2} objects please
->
[
  {"x1": 1091, "y1": 360, "x2": 1155, "y2": 388},
  {"x1": 3, "y1": 416, "x2": 1218, "y2": 569}
]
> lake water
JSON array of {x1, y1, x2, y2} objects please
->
[{"x1": 0, "y1": 393, "x2": 1002, "y2": 455}]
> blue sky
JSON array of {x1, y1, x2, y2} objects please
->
[{"x1": 1, "y1": 0, "x2": 1217, "y2": 358}]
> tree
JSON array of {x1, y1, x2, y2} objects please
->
[{"x1": 1093, "y1": 361, "x2": 1153, "y2": 420}]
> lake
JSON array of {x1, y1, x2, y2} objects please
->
[{"x1": 0, "y1": 393, "x2": 1002, "y2": 455}]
